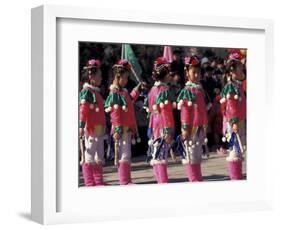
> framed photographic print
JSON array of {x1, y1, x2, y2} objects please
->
[{"x1": 31, "y1": 5, "x2": 274, "y2": 225}]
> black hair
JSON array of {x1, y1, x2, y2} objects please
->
[
  {"x1": 152, "y1": 65, "x2": 170, "y2": 81},
  {"x1": 225, "y1": 59, "x2": 241, "y2": 74}
]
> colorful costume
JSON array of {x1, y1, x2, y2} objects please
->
[
  {"x1": 145, "y1": 57, "x2": 175, "y2": 184},
  {"x1": 220, "y1": 50, "x2": 246, "y2": 180},
  {"x1": 175, "y1": 81, "x2": 208, "y2": 182},
  {"x1": 80, "y1": 75, "x2": 107, "y2": 186},
  {"x1": 173, "y1": 56, "x2": 208, "y2": 182},
  {"x1": 104, "y1": 60, "x2": 141, "y2": 185}
]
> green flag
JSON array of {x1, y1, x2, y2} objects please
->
[{"x1": 121, "y1": 44, "x2": 142, "y2": 83}]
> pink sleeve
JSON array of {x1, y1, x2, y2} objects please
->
[
  {"x1": 79, "y1": 103, "x2": 89, "y2": 128},
  {"x1": 130, "y1": 88, "x2": 140, "y2": 102},
  {"x1": 180, "y1": 104, "x2": 193, "y2": 128},
  {"x1": 110, "y1": 107, "x2": 123, "y2": 133},
  {"x1": 159, "y1": 104, "x2": 174, "y2": 132}
]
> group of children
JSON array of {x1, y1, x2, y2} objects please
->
[{"x1": 79, "y1": 48, "x2": 247, "y2": 186}]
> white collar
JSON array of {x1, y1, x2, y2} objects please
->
[
  {"x1": 83, "y1": 82, "x2": 101, "y2": 92},
  {"x1": 154, "y1": 81, "x2": 167, "y2": 87},
  {"x1": 109, "y1": 84, "x2": 128, "y2": 92}
]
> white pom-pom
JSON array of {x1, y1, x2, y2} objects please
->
[
  {"x1": 187, "y1": 101, "x2": 192, "y2": 107},
  {"x1": 164, "y1": 100, "x2": 169, "y2": 105},
  {"x1": 152, "y1": 104, "x2": 158, "y2": 111},
  {"x1": 95, "y1": 107, "x2": 100, "y2": 112},
  {"x1": 222, "y1": 137, "x2": 226, "y2": 142},
  {"x1": 122, "y1": 105, "x2": 128, "y2": 112},
  {"x1": 226, "y1": 94, "x2": 231, "y2": 99},
  {"x1": 137, "y1": 137, "x2": 141, "y2": 143},
  {"x1": 131, "y1": 138, "x2": 136, "y2": 145},
  {"x1": 204, "y1": 138, "x2": 208, "y2": 144},
  {"x1": 234, "y1": 94, "x2": 239, "y2": 100},
  {"x1": 113, "y1": 104, "x2": 119, "y2": 110},
  {"x1": 196, "y1": 141, "x2": 200, "y2": 145},
  {"x1": 80, "y1": 99, "x2": 86, "y2": 104},
  {"x1": 189, "y1": 140, "x2": 193, "y2": 146},
  {"x1": 191, "y1": 145, "x2": 195, "y2": 148},
  {"x1": 220, "y1": 98, "x2": 226, "y2": 104},
  {"x1": 172, "y1": 102, "x2": 177, "y2": 108},
  {"x1": 159, "y1": 102, "x2": 164, "y2": 108},
  {"x1": 148, "y1": 139, "x2": 154, "y2": 146},
  {"x1": 94, "y1": 137, "x2": 98, "y2": 142},
  {"x1": 179, "y1": 99, "x2": 184, "y2": 106},
  {"x1": 146, "y1": 108, "x2": 150, "y2": 113},
  {"x1": 105, "y1": 106, "x2": 112, "y2": 113},
  {"x1": 177, "y1": 104, "x2": 181, "y2": 110},
  {"x1": 89, "y1": 104, "x2": 94, "y2": 110},
  {"x1": 122, "y1": 140, "x2": 126, "y2": 145}
]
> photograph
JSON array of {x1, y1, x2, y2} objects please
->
[{"x1": 78, "y1": 43, "x2": 247, "y2": 187}]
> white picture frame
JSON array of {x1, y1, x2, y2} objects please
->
[{"x1": 31, "y1": 4, "x2": 274, "y2": 225}]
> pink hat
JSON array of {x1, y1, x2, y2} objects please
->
[
  {"x1": 184, "y1": 56, "x2": 200, "y2": 67},
  {"x1": 227, "y1": 49, "x2": 243, "y2": 61},
  {"x1": 84, "y1": 59, "x2": 101, "y2": 70},
  {"x1": 113, "y1": 59, "x2": 132, "y2": 71}
]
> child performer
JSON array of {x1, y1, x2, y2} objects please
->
[
  {"x1": 174, "y1": 56, "x2": 208, "y2": 182},
  {"x1": 104, "y1": 59, "x2": 142, "y2": 185},
  {"x1": 144, "y1": 57, "x2": 175, "y2": 184},
  {"x1": 79, "y1": 59, "x2": 107, "y2": 186},
  {"x1": 220, "y1": 50, "x2": 246, "y2": 180}
]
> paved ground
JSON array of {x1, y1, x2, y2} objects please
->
[{"x1": 79, "y1": 152, "x2": 246, "y2": 186}]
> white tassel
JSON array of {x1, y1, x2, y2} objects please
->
[
  {"x1": 220, "y1": 97, "x2": 226, "y2": 104},
  {"x1": 159, "y1": 102, "x2": 164, "y2": 108},
  {"x1": 187, "y1": 101, "x2": 192, "y2": 107},
  {"x1": 148, "y1": 139, "x2": 154, "y2": 146},
  {"x1": 226, "y1": 94, "x2": 231, "y2": 99},
  {"x1": 196, "y1": 141, "x2": 200, "y2": 145},
  {"x1": 122, "y1": 105, "x2": 128, "y2": 112},
  {"x1": 179, "y1": 99, "x2": 184, "y2": 106},
  {"x1": 105, "y1": 106, "x2": 112, "y2": 113},
  {"x1": 122, "y1": 140, "x2": 126, "y2": 145},
  {"x1": 80, "y1": 99, "x2": 86, "y2": 104},
  {"x1": 113, "y1": 104, "x2": 119, "y2": 110},
  {"x1": 164, "y1": 100, "x2": 169, "y2": 105},
  {"x1": 234, "y1": 94, "x2": 239, "y2": 100},
  {"x1": 146, "y1": 108, "x2": 150, "y2": 113},
  {"x1": 131, "y1": 138, "x2": 136, "y2": 145},
  {"x1": 177, "y1": 104, "x2": 181, "y2": 110}
]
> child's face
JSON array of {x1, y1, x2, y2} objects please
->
[
  {"x1": 118, "y1": 71, "x2": 129, "y2": 87},
  {"x1": 163, "y1": 73, "x2": 172, "y2": 84},
  {"x1": 231, "y1": 63, "x2": 245, "y2": 81},
  {"x1": 89, "y1": 69, "x2": 102, "y2": 86},
  {"x1": 232, "y1": 123, "x2": 238, "y2": 133},
  {"x1": 172, "y1": 74, "x2": 181, "y2": 83},
  {"x1": 187, "y1": 67, "x2": 200, "y2": 82}
]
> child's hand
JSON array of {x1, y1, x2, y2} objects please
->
[
  {"x1": 113, "y1": 132, "x2": 121, "y2": 141},
  {"x1": 181, "y1": 128, "x2": 189, "y2": 140},
  {"x1": 141, "y1": 81, "x2": 148, "y2": 90},
  {"x1": 164, "y1": 133, "x2": 172, "y2": 144},
  {"x1": 79, "y1": 128, "x2": 84, "y2": 138}
]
